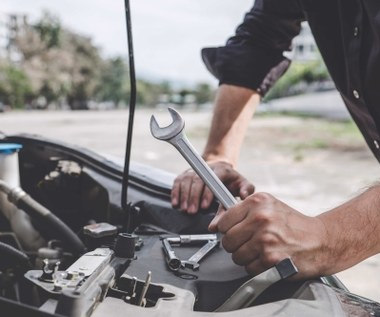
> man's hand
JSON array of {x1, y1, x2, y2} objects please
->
[
  {"x1": 209, "y1": 192, "x2": 329, "y2": 278},
  {"x1": 171, "y1": 161, "x2": 254, "y2": 214}
]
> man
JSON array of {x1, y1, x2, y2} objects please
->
[{"x1": 171, "y1": 0, "x2": 380, "y2": 279}]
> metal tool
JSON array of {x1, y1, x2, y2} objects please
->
[
  {"x1": 150, "y1": 107, "x2": 237, "y2": 209},
  {"x1": 215, "y1": 258, "x2": 298, "y2": 312},
  {"x1": 165, "y1": 233, "x2": 218, "y2": 245},
  {"x1": 129, "y1": 277, "x2": 138, "y2": 301},
  {"x1": 181, "y1": 239, "x2": 220, "y2": 271},
  {"x1": 151, "y1": 109, "x2": 298, "y2": 285},
  {"x1": 137, "y1": 271, "x2": 151, "y2": 307},
  {"x1": 162, "y1": 238, "x2": 181, "y2": 271}
]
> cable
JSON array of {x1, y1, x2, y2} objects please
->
[{"x1": 121, "y1": 0, "x2": 137, "y2": 219}]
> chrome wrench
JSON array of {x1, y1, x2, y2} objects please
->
[
  {"x1": 181, "y1": 239, "x2": 220, "y2": 271},
  {"x1": 150, "y1": 107, "x2": 237, "y2": 209},
  {"x1": 162, "y1": 238, "x2": 182, "y2": 271}
]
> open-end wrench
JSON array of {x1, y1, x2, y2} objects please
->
[
  {"x1": 181, "y1": 239, "x2": 220, "y2": 271},
  {"x1": 150, "y1": 107, "x2": 237, "y2": 209}
]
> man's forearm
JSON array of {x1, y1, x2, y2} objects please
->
[
  {"x1": 317, "y1": 184, "x2": 380, "y2": 275},
  {"x1": 203, "y1": 84, "x2": 260, "y2": 167}
]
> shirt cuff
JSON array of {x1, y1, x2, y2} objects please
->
[{"x1": 202, "y1": 46, "x2": 291, "y2": 96}]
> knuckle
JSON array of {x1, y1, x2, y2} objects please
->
[
  {"x1": 181, "y1": 175, "x2": 193, "y2": 183},
  {"x1": 252, "y1": 192, "x2": 274, "y2": 203},
  {"x1": 172, "y1": 177, "x2": 182, "y2": 187},
  {"x1": 257, "y1": 232, "x2": 276, "y2": 246}
]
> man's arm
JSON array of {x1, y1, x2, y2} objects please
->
[
  {"x1": 209, "y1": 185, "x2": 380, "y2": 278},
  {"x1": 171, "y1": 84, "x2": 258, "y2": 213},
  {"x1": 172, "y1": 1, "x2": 304, "y2": 213},
  {"x1": 202, "y1": 85, "x2": 260, "y2": 167}
]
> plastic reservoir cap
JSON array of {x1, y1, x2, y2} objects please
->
[{"x1": 0, "y1": 143, "x2": 22, "y2": 154}]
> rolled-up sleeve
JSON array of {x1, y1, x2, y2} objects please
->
[{"x1": 202, "y1": 0, "x2": 305, "y2": 96}]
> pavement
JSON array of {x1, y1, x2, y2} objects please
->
[
  {"x1": 0, "y1": 103, "x2": 380, "y2": 302},
  {"x1": 267, "y1": 90, "x2": 350, "y2": 120}
]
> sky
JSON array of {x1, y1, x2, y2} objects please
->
[{"x1": 2, "y1": 0, "x2": 254, "y2": 85}]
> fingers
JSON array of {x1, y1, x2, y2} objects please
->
[
  {"x1": 171, "y1": 162, "x2": 255, "y2": 214},
  {"x1": 239, "y1": 180, "x2": 255, "y2": 199},
  {"x1": 244, "y1": 251, "x2": 289, "y2": 276},
  {"x1": 221, "y1": 219, "x2": 256, "y2": 252},
  {"x1": 200, "y1": 186, "x2": 214, "y2": 209},
  {"x1": 214, "y1": 201, "x2": 250, "y2": 233},
  {"x1": 230, "y1": 239, "x2": 259, "y2": 266},
  {"x1": 214, "y1": 193, "x2": 326, "y2": 278},
  {"x1": 171, "y1": 170, "x2": 190, "y2": 210},
  {"x1": 187, "y1": 177, "x2": 206, "y2": 214},
  {"x1": 244, "y1": 259, "x2": 267, "y2": 276},
  {"x1": 208, "y1": 206, "x2": 226, "y2": 232},
  {"x1": 171, "y1": 169, "x2": 209, "y2": 213}
]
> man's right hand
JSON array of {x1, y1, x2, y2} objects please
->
[{"x1": 171, "y1": 161, "x2": 255, "y2": 214}]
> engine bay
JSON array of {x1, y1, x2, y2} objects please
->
[{"x1": 0, "y1": 135, "x2": 379, "y2": 317}]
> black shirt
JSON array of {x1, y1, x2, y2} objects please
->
[{"x1": 202, "y1": 0, "x2": 380, "y2": 162}]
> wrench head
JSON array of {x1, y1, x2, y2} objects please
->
[
  {"x1": 181, "y1": 260, "x2": 200, "y2": 271},
  {"x1": 150, "y1": 107, "x2": 185, "y2": 140}
]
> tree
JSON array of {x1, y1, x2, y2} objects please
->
[
  {"x1": 11, "y1": 11, "x2": 102, "y2": 109},
  {"x1": 64, "y1": 31, "x2": 102, "y2": 109},
  {"x1": 0, "y1": 63, "x2": 33, "y2": 108},
  {"x1": 97, "y1": 57, "x2": 127, "y2": 107},
  {"x1": 193, "y1": 82, "x2": 214, "y2": 104}
]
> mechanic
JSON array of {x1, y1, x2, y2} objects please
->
[{"x1": 171, "y1": 0, "x2": 380, "y2": 279}]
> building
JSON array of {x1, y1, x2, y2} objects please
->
[{"x1": 287, "y1": 22, "x2": 319, "y2": 62}]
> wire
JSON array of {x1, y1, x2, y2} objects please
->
[{"x1": 121, "y1": 0, "x2": 137, "y2": 215}]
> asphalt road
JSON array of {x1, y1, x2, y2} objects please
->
[{"x1": 0, "y1": 108, "x2": 380, "y2": 302}]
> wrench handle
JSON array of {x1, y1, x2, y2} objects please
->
[
  {"x1": 188, "y1": 240, "x2": 219, "y2": 263},
  {"x1": 171, "y1": 134, "x2": 237, "y2": 209}
]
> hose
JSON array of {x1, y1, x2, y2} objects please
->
[
  {"x1": 0, "y1": 180, "x2": 85, "y2": 255},
  {"x1": 0, "y1": 241, "x2": 31, "y2": 268}
]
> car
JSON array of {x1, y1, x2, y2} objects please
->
[
  {"x1": 1, "y1": 2, "x2": 380, "y2": 316},
  {"x1": 0, "y1": 122, "x2": 380, "y2": 317}
]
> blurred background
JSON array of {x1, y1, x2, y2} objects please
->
[
  {"x1": 1, "y1": 0, "x2": 380, "y2": 303},
  {"x1": 0, "y1": 0, "x2": 333, "y2": 111}
]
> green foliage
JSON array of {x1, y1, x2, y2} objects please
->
[
  {"x1": 135, "y1": 80, "x2": 164, "y2": 106},
  {"x1": 264, "y1": 59, "x2": 331, "y2": 101},
  {"x1": 0, "y1": 64, "x2": 33, "y2": 108},
  {"x1": 33, "y1": 12, "x2": 61, "y2": 48},
  {"x1": 193, "y1": 83, "x2": 214, "y2": 104},
  {"x1": 97, "y1": 57, "x2": 127, "y2": 107}
]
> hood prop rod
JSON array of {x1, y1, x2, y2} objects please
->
[{"x1": 121, "y1": 0, "x2": 137, "y2": 225}]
